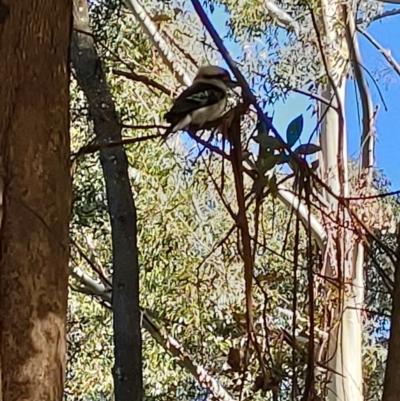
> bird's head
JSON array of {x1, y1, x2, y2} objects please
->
[{"x1": 194, "y1": 65, "x2": 238, "y2": 88}]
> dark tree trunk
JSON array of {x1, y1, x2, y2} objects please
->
[
  {"x1": 382, "y1": 226, "x2": 400, "y2": 401},
  {"x1": 71, "y1": 1, "x2": 143, "y2": 400},
  {"x1": 0, "y1": 0, "x2": 72, "y2": 400}
]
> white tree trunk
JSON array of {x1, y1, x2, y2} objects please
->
[{"x1": 317, "y1": 1, "x2": 364, "y2": 399}]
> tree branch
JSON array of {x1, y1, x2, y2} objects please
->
[
  {"x1": 276, "y1": 186, "x2": 327, "y2": 249},
  {"x1": 375, "y1": 0, "x2": 400, "y2": 4},
  {"x1": 72, "y1": 131, "x2": 167, "y2": 160},
  {"x1": 291, "y1": 87, "x2": 335, "y2": 108},
  {"x1": 71, "y1": 267, "x2": 236, "y2": 401},
  {"x1": 345, "y1": 7, "x2": 375, "y2": 172},
  {"x1": 113, "y1": 69, "x2": 171, "y2": 94},
  {"x1": 358, "y1": 27, "x2": 400, "y2": 77},
  {"x1": 263, "y1": 0, "x2": 299, "y2": 35},
  {"x1": 124, "y1": 0, "x2": 193, "y2": 86},
  {"x1": 356, "y1": 8, "x2": 400, "y2": 25}
]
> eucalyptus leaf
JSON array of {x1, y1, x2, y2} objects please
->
[
  {"x1": 254, "y1": 133, "x2": 282, "y2": 150},
  {"x1": 294, "y1": 143, "x2": 321, "y2": 155},
  {"x1": 256, "y1": 154, "x2": 278, "y2": 173},
  {"x1": 286, "y1": 114, "x2": 303, "y2": 147}
]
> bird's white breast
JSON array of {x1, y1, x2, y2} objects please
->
[{"x1": 190, "y1": 98, "x2": 227, "y2": 126}]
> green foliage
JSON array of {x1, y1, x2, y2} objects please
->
[
  {"x1": 286, "y1": 114, "x2": 303, "y2": 148},
  {"x1": 66, "y1": 0, "x2": 395, "y2": 400}
]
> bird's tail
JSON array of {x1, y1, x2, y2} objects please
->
[
  {"x1": 169, "y1": 115, "x2": 191, "y2": 133},
  {"x1": 164, "y1": 110, "x2": 192, "y2": 132}
]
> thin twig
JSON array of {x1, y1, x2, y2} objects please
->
[
  {"x1": 360, "y1": 63, "x2": 388, "y2": 111},
  {"x1": 113, "y1": 69, "x2": 171, "y2": 94},
  {"x1": 356, "y1": 8, "x2": 400, "y2": 25},
  {"x1": 291, "y1": 88, "x2": 337, "y2": 108},
  {"x1": 72, "y1": 131, "x2": 167, "y2": 159},
  {"x1": 71, "y1": 238, "x2": 111, "y2": 287},
  {"x1": 345, "y1": 189, "x2": 400, "y2": 200},
  {"x1": 358, "y1": 27, "x2": 400, "y2": 77}
]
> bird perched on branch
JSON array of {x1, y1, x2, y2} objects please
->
[{"x1": 164, "y1": 65, "x2": 238, "y2": 133}]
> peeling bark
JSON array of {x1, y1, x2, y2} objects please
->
[{"x1": 0, "y1": 1, "x2": 72, "y2": 400}]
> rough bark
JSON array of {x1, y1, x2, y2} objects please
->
[
  {"x1": 382, "y1": 226, "x2": 400, "y2": 401},
  {"x1": 0, "y1": 1, "x2": 72, "y2": 400},
  {"x1": 71, "y1": 1, "x2": 143, "y2": 400}
]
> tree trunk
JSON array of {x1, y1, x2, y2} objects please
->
[
  {"x1": 71, "y1": 1, "x2": 143, "y2": 400},
  {"x1": 320, "y1": 79, "x2": 363, "y2": 401},
  {"x1": 382, "y1": 226, "x2": 400, "y2": 401},
  {"x1": 315, "y1": 1, "x2": 364, "y2": 399},
  {"x1": 0, "y1": 1, "x2": 72, "y2": 400}
]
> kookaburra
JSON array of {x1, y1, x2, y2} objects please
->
[{"x1": 164, "y1": 65, "x2": 238, "y2": 133}]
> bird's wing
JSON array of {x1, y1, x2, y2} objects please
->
[{"x1": 164, "y1": 82, "x2": 225, "y2": 123}]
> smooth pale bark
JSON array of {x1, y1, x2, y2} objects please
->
[
  {"x1": 316, "y1": 1, "x2": 364, "y2": 400},
  {"x1": 0, "y1": 1, "x2": 72, "y2": 400},
  {"x1": 320, "y1": 81, "x2": 363, "y2": 401}
]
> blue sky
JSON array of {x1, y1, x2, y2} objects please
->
[
  {"x1": 347, "y1": 10, "x2": 400, "y2": 188},
  {"x1": 203, "y1": 4, "x2": 400, "y2": 188}
]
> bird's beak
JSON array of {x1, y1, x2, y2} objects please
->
[{"x1": 227, "y1": 80, "x2": 240, "y2": 88}]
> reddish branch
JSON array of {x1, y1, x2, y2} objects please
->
[{"x1": 227, "y1": 112, "x2": 268, "y2": 377}]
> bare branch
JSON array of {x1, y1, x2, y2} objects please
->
[
  {"x1": 72, "y1": 127, "x2": 167, "y2": 161},
  {"x1": 375, "y1": 0, "x2": 400, "y2": 4},
  {"x1": 346, "y1": 189, "x2": 400, "y2": 200},
  {"x1": 113, "y1": 69, "x2": 171, "y2": 94},
  {"x1": 358, "y1": 27, "x2": 400, "y2": 77},
  {"x1": 277, "y1": 186, "x2": 327, "y2": 250},
  {"x1": 291, "y1": 87, "x2": 335, "y2": 108},
  {"x1": 263, "y1": 0, "x2": 300, "y2": 35},
  {"x1": 124, "y1": 0, "x2": 193, "y2": 86},
  {"x1": 71, "y1": 267, "x2": 236, "y2": 401},
  {"x1": 345, "y1": 8, "x2": 375, "y2": 172},
  {"x1": 357, "y1": 8, "x2": 400, "y2": 25}
]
